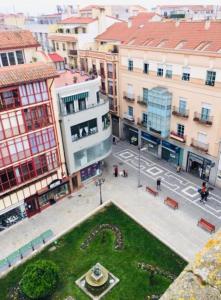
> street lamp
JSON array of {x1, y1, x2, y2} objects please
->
[
  {"x1": 95, "y1": 177, "x2": 105, "y2": 205},
  {"x1": 138, "y1": 146, "x2": 147, "y2": 188}
]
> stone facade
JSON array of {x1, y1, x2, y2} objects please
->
[{"x1": 161, "y1": 230, "x2": 221, "y2": 299}]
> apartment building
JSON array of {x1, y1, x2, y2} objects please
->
[
  {"x1": 78, "y1": 13, "x2": 161, "y2": 137},
  {"x1": 55, "y1": 71, "x2": 112, "y2": 187},
  {"x1": 0, "y1": 30, "x2": 69, "y2": 229},
  {"x1": 48, "y1": 12, "x2": 121, "y2": 69},
  {"x1": 153, "y1": 5, "x2": 221, "y2": 20},
  {"x1": 118, "y1": 20, "x2": 221, "y2": 186},
  {"x1": 79, "y1": 5, "x2": 147, "y2": 20}
]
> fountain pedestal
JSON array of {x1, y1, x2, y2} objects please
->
[{"x1": 76, "y1": 263, "x2": 119, "y2": 300}]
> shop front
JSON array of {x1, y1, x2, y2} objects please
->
[
  {"x1": 141, "y1": 131, "x2": 161, "y2": 157},
  {"x1": 80, "y1": 162, "x2": 101, "y2": 182},
  {"x1": 187, "y1": 151, "x2": 213, "y2": 181},
  {"x1": 112, "y1": 115, "x2": 120, "y2": 137},
  {"x1": 162, "y1": 140, "x2": 182, "y2": 166},
  {"x1": 0, "y1": 205, "x2": 25, "y2": 230},
  {"x1": 38, "y1": 178, "x2": 70, "y2": 210},
  {"x1": 123, "y1": 124, "x2": 138, "y2": 146}
]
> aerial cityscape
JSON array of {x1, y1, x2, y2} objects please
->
[{"x1": 0, "y1": 1, "x2": 221, "y2": 299}]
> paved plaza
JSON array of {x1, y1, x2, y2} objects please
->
[{"x1": 1, "y1": 140, "x2": 221, "y2": 266}]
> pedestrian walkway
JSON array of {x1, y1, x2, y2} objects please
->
[
  {"x1": 112, "y1": 141, "x2": 221, "y2": 225},
  {"x1": 0, "y1": 144, "x2": 216, "y2": 264}
]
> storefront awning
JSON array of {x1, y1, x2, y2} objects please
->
[{"x1": 62, "y1": 92, "x2": 88, "y2": 103}]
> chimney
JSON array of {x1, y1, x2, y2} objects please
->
[
  {"x1": 205, "y1": 20, "x2": 211, "y2": 30},
  {"x1": 128, "y1": 17, "x2": 132, "y2": 28}
]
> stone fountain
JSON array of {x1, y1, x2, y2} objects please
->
[{"x1": 75, "y1": 263, "x2": 119, "y2": 299}]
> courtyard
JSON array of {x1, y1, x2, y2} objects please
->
[{"x1": 0, "y1": 204, "x2": 186, "y2": 299}]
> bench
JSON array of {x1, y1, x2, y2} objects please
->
[
  {"x1": 41, "y1": 229, "x2": 54, "y2": 244},
  {"x1": 146, "y1": 186, "x2": 158, "y2": 197},
  {"x1": 198, "y1": 218, "x2": 215, "y2": 234},
  {"x1": 164, "y1": 197, "x2": 178, "y2": 209}
]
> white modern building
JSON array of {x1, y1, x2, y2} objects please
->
[{"x1": 55, "y1": 72, "x2": 112, "y2": 188}]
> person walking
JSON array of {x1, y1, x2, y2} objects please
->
[
  {"x1": 156, "y1": 178, "x2": 161, "y2": 191},
  {"x1": 114, "y1": 166, "x2": 118, "y2": 177},
  {"x1": 200, "y1": 182, "x2": 207, "y2": 203}
]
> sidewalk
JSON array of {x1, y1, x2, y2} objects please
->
[{"x1": 0, "y1": 150, "x2": 213, "y2": 263}]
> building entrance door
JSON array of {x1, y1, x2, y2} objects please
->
[
  {"x1": 24, "y1": 195, "x2": 40, "y2": 218},
  {"x1": 72, "y1": 176, "x2": 78, "y2": 191}
]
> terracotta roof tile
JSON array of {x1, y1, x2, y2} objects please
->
[
  {"x1": 0, "y1": 62, "x2": 58, "y2": 88},
  {"x1": 48, "y1": 34, "x2": 77, "y2": 43},
  {"x1": 123, "y1": 21, "x2": 221, "y2": 53},
  {"x1": 96, "y1": 13, "x2": 159, "y2": 42},
  {"x1": 59, "y1": 17, "x2": 96, "y2": 24},
  {"x1": 0, "y1": 30, "x2": 39, "y2": 51}
]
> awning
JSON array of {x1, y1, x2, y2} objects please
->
[
  {"x1": 142, "y1": 137, "x2": 158, "y2": 145},
  {"x1": 62, "y1": 92, "x2": 88, "y2": 103}
]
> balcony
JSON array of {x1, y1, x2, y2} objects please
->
[
  {"x1": 123, "y1": 92, "x2": 135, "y2": 102},
  {"x1": 123, "y1": 113, "x2": 134, "y2": 122},
  {"x1": 193, "y1": 112, "x2": 213, "y2": 126},
  {"x1": 170, "y1": 131, "x2": 186, "y2": 143},
  {"x1": 69, "y1": 49, "x2": 78, "y2": 56},
  {"x1": 137, "y1": 96, "x2": 148, "y2": 106},
  {"x1": 137, "y1": 118, "x2": 147, "y2": 128},
  {"x1": 172, "y1": 106, "x2": 189, "y2": 118},
  {"x1": 109, "y1": 104, "x2": 118, "y2": 114},
  {"x1": 191, "y1": 138, "x2": 209, "y2": 153}
]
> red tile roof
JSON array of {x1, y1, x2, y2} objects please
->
[
  {"x1": 48, "y1": 34, "x2": 77, "y2": 43},
  {"x1": 59, "y1": 17, "x2": 96, "y2": 24},
  {"x1": 0, "y1": 62, "x2": 58, "y2": 88},
  {"x1": 0, "y1": 30, "x2": 39, "y2": 51},
  {"x1": 96, "y1": 13, "x2": 157, "y2": 42},
  {"x1": 123, "y1": 21, "x2": 221, "y2": 53},
  {"x1": 48, "y1": 53, "x2": 64, "y2": 63}
]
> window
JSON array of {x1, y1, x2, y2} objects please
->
[
  {"x1": 157, "y1": 65, "x2": 164, "y2": 77},
  {"x1": 70, "y1": 118, "x2": 98, "y2": 142},
  {"x1": 56, "y1": 42, "x2": 59, "y2": 50},
  {"x1": 142, "y1": 112, "x2": 147, "y2": 124},
  {"x1": 143, "y1": 88, "x2": 148, "y2": 103},
  {"x1": 19, "y1": 80, "x2": 49, "y2": 106},
  {"x1": 179, "y1": 98, "x2": 187, "y2": 113},
  {"x1": 108, "y1": 80, "x2": 113, "y2": 95},
  {"x1": 165, "y1": 65, "x2": 172, "y2": 78},
  {"x1": 82, "y1": 28, "x2": 86, "y2": 33},
  {"x1": 128, "y1": 106, "x2": 133, "y2": 116},
  {"x1": 16, "y1": 51, "x2": 24, "y2": 64},
  {"x1": 107, "y1": 63, "x2": 113, "y2": 78},
  {"x1": 8, "y1": 52, "x2": 16, "y2": 65},
  {"x1": 78, "y1": 98, "x2": 86, "y2": 111},
  {"x1": 201, "y1": 107, "x2": 210, "y2": 121},
  {"x1": 75, "y1": 28, "x2": 78, "y2": 34},
  {"x1": 182, "y1": 67, "x2": 190, "y2": 81},
  {"x1": 128, "y1": 59, "x2": 133, "y2": 71},
  {"x1": 62, "y1": 43, "x2": 66, "y2": 51},
  {"x1": 102, "y1": 113, "x2": 110, "y2": 129},
  {"x1": 177, "y1": 124, "x2": 184, "y2": 137},
  {"x1": 96, "y1": 91, "x2": 100, "y2": 104},
  {"x1": 1, "y1": 53, "x2": 8, "y2": 66},
  {"x1": 0, "y1": 89, "x2": 20, "y2": 111},
  {"x1": 205, "y1": 71, "x2": 216, "y2": 86},
  {"x1": 143, "y1": 63, "x2": 149, "y2": 74}
]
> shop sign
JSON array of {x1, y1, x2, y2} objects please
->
[{"x1": 48, "y1": 179, "x2": 62, "y2": 189}]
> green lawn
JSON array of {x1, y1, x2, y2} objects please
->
[{"x1": 0, "y1": 204, "x2": 187, "y2": 299}]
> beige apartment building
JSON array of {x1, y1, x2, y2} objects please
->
[
  {"x1": 78, "y1": 12, "x2": 161, "y2": 137},
  {"x1": 118, "y1": 20, "x2": 221, "y2": 186}
]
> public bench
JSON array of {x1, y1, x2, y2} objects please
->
[
  {"x1": 146, "y1": 186, "x2": 158, "y2": 197},
  {"x1": 41, "y1": 229, "x2": 54, "y2": 244},
  {"x1": 198, "y1": 218, "x2": 215, "y2": 234},
  {"x1": 164, "y1": 197, "x2": 178, "y2": 209}
]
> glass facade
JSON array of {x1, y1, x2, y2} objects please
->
[
  {"x1": 147, "y1": 87, "x2": 172, "y2": 138},
  {"x1": 74, "y1": 136, "x2": 111, "y2": 169},
  {"x1": 38, "y1": 182, "x2": 69, "y2": 207},
  {"x1": 80, "y1": 162, "x2": 101, "y2": 181}
]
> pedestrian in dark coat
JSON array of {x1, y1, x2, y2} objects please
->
[
  {"x1": 114, "y1": 166, "x2": 118, "y2": 177},
  {"x1": 156, "y1": 178, "x2": 161, "y2": 191}
]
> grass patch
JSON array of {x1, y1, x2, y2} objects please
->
[{"x1": 0, "y1": 204, "x2": 187, "y2": 299}]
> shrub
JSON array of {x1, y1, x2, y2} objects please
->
[{"x1": 20, "y1": 260, "x2": 59, "y2": 299}]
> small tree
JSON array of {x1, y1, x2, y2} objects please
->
[{"x1": 20, "y1": 260, "x2": 59, "y2": 299}]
